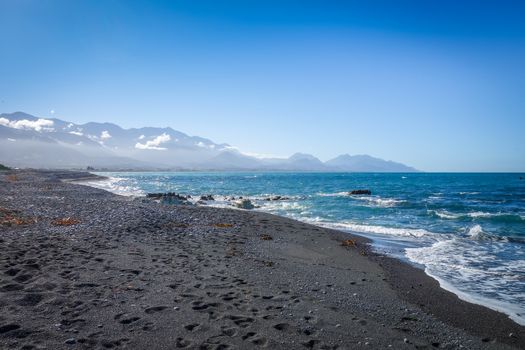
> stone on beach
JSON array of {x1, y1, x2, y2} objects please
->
[
  {"x1": 234, "y1": 198, "x2": 255, "y2": 209},
  {"x1": 147, "y1": 192, "x2": 192, "y2": 205}
]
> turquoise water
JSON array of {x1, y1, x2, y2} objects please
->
[{"x1": 88, "y1": 172, "x2": 525, "y2": 324}]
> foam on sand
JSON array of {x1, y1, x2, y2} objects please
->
[
  {"x1": 406, "y1": 235, "x2": 525, "y2": 326},
  {"x1": 78, "y1": 176, "x2": 144, "y2": 197}
]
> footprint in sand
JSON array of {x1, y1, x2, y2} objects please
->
[
  {"x1": 144, "y1": 306, "x2": 168, "y2": 314},
  {"x1": 183, "y1": 323, "x2": 200, "y2": 331},
  {"x1": 176, "y1": 337, "x2": 192, "y2": 348},
  {"x1": 273, "y1": 323, "x2": 290, "y2": 331},
  {"x1": 119, "y1": 316, "x2": 140, "y2": 325}
]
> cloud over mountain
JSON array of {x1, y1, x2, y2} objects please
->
[
  {"x1": 135, "y1": 133, "x2": 171, "y2": 150},
  {"x1": 0, "y1": 117, "x2": 54, "y2": 132}
]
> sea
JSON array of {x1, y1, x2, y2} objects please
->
[{"x1": 84, "y1": 172, "x2": 525, "y2": 325}]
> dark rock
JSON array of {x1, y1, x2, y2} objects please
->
[
  {"x1": 348, "y1": 190, "x2": 372, "y2": 195},
  {"x1": 200, "y1": 195, "x2": 214, "y2": 201},
  {"x1": 264, "y1": 195, "x2": 290, "y2": 201},
  {"x1": 146, "y1": 192, "x2": 192, "y2": 205}
]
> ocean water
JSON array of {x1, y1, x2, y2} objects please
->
[{"x1": 86, "y1": 172, "x2": 525, "y2": 325}]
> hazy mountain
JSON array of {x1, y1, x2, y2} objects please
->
[
  {"x1": 326, "y1": 154, "x2": 418, "y2": 172},
  {"x1": 258, "y1": 153, "x2": 327, "y2": 171},
  {"x1": 0, "y1": 112, "x2": 418, "y2": 171}
]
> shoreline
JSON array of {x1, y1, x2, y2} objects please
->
[
  {"x1": 81, "y1": 172, "x2": 525, "y2": 327},
  {"x1": 1, "y1": 169, "x2": 523, "y2": 349}
]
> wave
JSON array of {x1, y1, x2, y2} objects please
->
[
  {"x1": 304, "y1": 219, "x2": 434, "y2": 238},
  {"x1": 78, "y1": 177, "x2": 144, "y2": 197},
  {"x1": 430, "y1": 210, "x2": 461, "y2": 219},
  {"x1": 317, "y1": 191, "x2": 348, "y2": 197},
  {"x1": 466, "y1": 225, "x2": 525, "y2": 244},
  {"x1": 429, "y1": 210, "x2": 525, "y2": 223},
  {"x1": 261, "y1": 201, "x2": 309, "y2": 212},
  {"x1": 406, "y1": 238, "x2": 525, "y2": 326},
  {"x1": 470, "y1": 211, "x2": 496, "y2": 218},
  {"x1": 466, "y1": 224, "x2": 484, "y2": 239},
  {"x1": 356, "y1": 196, "x2": 407, "y2": 207},
  {"x1": 317, "y1": 192, "x2": 406, "y2": 207}
]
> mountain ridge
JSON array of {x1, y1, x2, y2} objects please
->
[{"x1": 0, "y1": 112, "x2": 419, "y2": 172}]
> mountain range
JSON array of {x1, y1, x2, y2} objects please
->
[{"x1": 0, "y1": 112, "x2": 418, "y2": 172}]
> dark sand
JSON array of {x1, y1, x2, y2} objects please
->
[{"x1": 0, "y1": 170, "x2": 523, "y2": 350}]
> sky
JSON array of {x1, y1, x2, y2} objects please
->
[{"x1": 1, "y1": 0, "x2": 524, "y2": 171}]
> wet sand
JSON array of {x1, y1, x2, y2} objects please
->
[{"x1": 0, "y1": 170, "x2": 523, "y2": 349}]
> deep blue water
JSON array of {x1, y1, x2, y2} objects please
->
[{"x1": 87, "y1": 172, "x2": 525, "y2": 324}]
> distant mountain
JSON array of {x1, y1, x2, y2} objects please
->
[
  {"x1": 0, "y1": 112, "x2": 418, "y2": 172},
  {"x1": 326, "y1": 154, "x2": 418, "y2": 172}
]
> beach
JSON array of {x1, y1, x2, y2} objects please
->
[{"x1": 0, "y1": 170, "x2": 524, "y2": 350}]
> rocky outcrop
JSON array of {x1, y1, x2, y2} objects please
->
[
  {"x1": 348, "y1": 190, "x2": 372, "y2": 195},
  {"x1": 147, "y1": 192, "x2": 192, "y2": 205},
  {"x1": 264, "y1": 195, "x2": 290, "y2": 201}
]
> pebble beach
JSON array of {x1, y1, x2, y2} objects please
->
[{"x1": 0, "y1": 170, "x2": 524, "y2": 349}]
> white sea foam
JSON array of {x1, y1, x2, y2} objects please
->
[
  {"x1": 468, "y1": 211, "x2": 496, "y2": 218},
  {"x1": 303, "y1": 220, "x2": 433, "y2": 239},
  {"x1": 357, "y1": 196, "x2": 406, "y2": 207},
  {"x1": 317, "y1": 191, "x2": 348, "y2": 197},
  {"x1": 79, "y1": 176, "x2": 144, "y2": 197},
  {"x1": 431, "y1": 210, "x2": 461, "y2": 219},
  {"x1": 406, "y1": 238, "x2": 525, "y2": 325},
  {"x1": 431, "y1": 210, "x2": 519, "y2": 221},
  {"x1": 317, "y1": 192, "x2": 406, "y2": 207},
  {"x1": 466, "y1": 224, "x2": 484, "y2": 239},
  {"x1": 262, "y1": 201, "x2": 308, "y2": 212}
]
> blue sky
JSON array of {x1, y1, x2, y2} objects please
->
[{"x1": 1, "y1": 0, "x2": 524, "y2": 171}]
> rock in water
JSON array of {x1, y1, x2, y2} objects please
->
[
  {"x1": 200, "y1": 194, "x2": 215, "y2": 201},
  {"x1": 147, "y1": 192, "x2": 192, "y2": 205},
  {"x1": 264, "y1": 195, "x2": 290, "y2": 201},
  {"x1": 234, "y1": 199, "x2": 255, "y2": 209},
  {"x1": 349, "y1": 189, "x2": 372, "y2": 195}
]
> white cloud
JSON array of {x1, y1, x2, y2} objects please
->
[
  {"x1": 7, "y1": 138, "x2": 16, "y2": 142},
  {"x1": 135, "y1": 133, "x2": 171, "y2": 150},
  {"x1": 50, "y1": 109, "x2": 55, "y2": 115},
  {"x1": 138, "y1": 134, "x2": 145, "y2": 140},
  {"x1": 100, "y1": 130, "x2": 112, "y2": 140},
  {"x1": 0, "y1": 117, "x2": 54, "y2": 132},
  {"x1": 69, "y1": 131, "x2": 83, "y2": 136},
  {"x1": 196, "y1": 141, "x2": 216, "y2": 149},
  {"x1": 241, "y1": 151, "x2": 284, "y2": 159}
]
